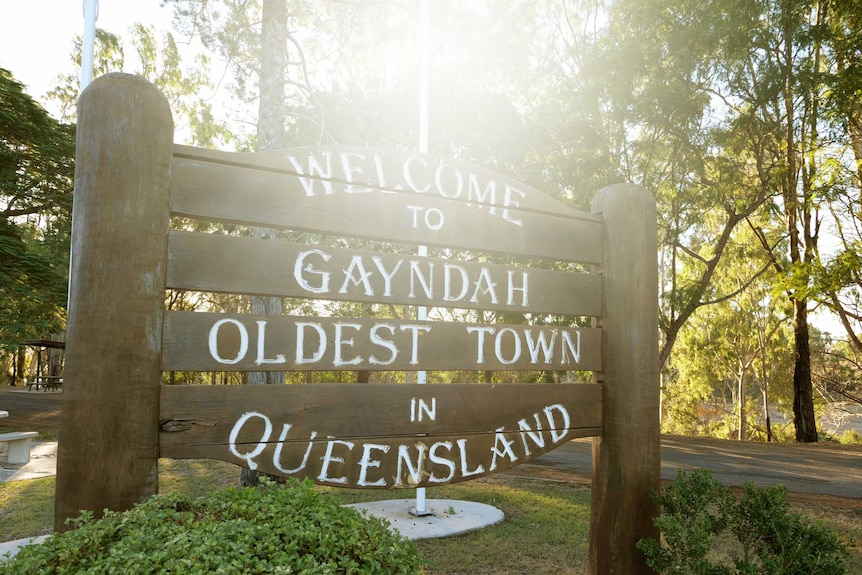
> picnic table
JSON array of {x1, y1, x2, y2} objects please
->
[
  {"x1": 27, "y1": 376, "x2": 63, "y2": 392},
  {"x1": 22, "y1": 339, "x2": 65, "y2": 392}
]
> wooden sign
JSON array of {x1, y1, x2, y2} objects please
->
[
  {"x1": 167, "y1": 231, "x2": 603, "y2": 316},
  {"x1": 162, "y1": 311, "x2": 602, "y2": 372},
  {"x1": 160, "y1": 383, "x2": 602, "y2": 488},
  {"x1": 59, "y1": 75, "x2": 660, "y2": 574},
  {"x1": 171, "y1": 145, "x2": 603, "y2": 264}
]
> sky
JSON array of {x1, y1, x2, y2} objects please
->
[{"x1": 0, "y1": 1, "x2": 173, "y2": 108}]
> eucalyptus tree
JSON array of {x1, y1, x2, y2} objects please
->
[{"x1": 47, "y1": 26, "x2": 230, "y2": 148}]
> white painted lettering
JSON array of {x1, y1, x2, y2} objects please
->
[
  {"x1": 294, "y1": 249, "x2": 332, "y2": 294},
  {"x1": 357, "y1": 443, "x2": 390, "y2": 487},
  {"x1": 443, "y1": 264, "x2": 469, "y2": 302},
  {"x1": 255, "y1": 320, "x2": 286, "y2": 365},
  {"x1": 371, "y1": 256, "x2": 403, "y2": 296},
  {"x1": 295, "y1": 322, "x2": 326, "y2": 364},
  {"x1": 339, "y1": 256, "x2": 374, "y2": 296},
  {"x1": 561, "y1": 330, "x2": 581, "y2": 365},
  {"x1": 517, "y1": 413, "x2": 545, "y2": 456},
  {"x1": 399, "y1": 324, "x2": 432, "y2": 365},
  {"x1": 507, "y1": 270, "x2": 529, "y2": 306},
  {"x1": 395, "y1": 443, "x2": 426, "y2": 486},
  {"x1": 368, "y1": 324, "x2": 398, "y2": 366},
  {"x1": 467, "y1": 173, "x2": 498, "y2": 214},
  {"x1": 466, "y1": 326, "x2": 496, "y2": 364},
  {"x1": 428, "y1": 441, "x2": 456, "y2": 483},
  {"x1": 434, "y1": 163, "x2": 463, "y2": 199},
  {"x1": 502, "y1": 184, "x2": 527, "y2": 226},
  {"x1": 470, "y1": 267, "x2": 499, "y2": 304},
  {"x1": 209, "y1": 318, "x2": 249, "y2": 365},
  {"x1": 340, "y1": 152, "x2": 372, "y2": 194},
  {"x1": 273, "y1": 425, "x2": 317, "y2": 474},
  {"x1": 318, "y1": 439, "x2": 355, "y2": 484},
  {"x1": 287, "y1": 153, "x2": 334, "y2": 197},
  {"x1": 409, "y1": 261, "x2": 434, "y2": 299},
  {"x1": 456, "y1": 438, "x2": 485, "y2": 477},
  {"x1": 494, "y1": 327, "x2": 522, "y2": 365},
  {"x1": 333, "y1": 322, "x2": 362, "y2": 366},
  {"x1": 228, "y1": 411, "x2": 272, "y2": 471},
  {"x1": 403, "y1": 157, "x2": 430, "y2": 193},
  {"x1": 489, "y1": 427, "x2": 518, "y2": 471},
  {"x1": 525, "y1": 329, "x2": 557, "y2": 364},
  {"x1": 544, "y1": 404, "x2": 571, "y2": 442}
]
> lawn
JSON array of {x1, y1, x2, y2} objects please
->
[{"x1": 1, "y1": 459, "x2": 860, "y2": 574}]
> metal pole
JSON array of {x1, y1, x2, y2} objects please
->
[
  {"x1": 80, "y1": 0, "x2": 99, "y2": 92},
  {"x1": 413, "y1": 0, "x2": 430, "y2": 516}
]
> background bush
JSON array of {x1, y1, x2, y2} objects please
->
[
  {"x1": 0, "y1": 478, "x2": 424, "y2": 574},
  {"x1": 637, "y1": 469, "x2": 848, "y2": 575}
]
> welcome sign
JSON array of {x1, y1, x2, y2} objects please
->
[{"x1": 57, "y1": 74, "x2": 660, "y2": 574}]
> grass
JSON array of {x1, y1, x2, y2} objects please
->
[{"x1": 1, "y1": 460, "x2": 860, "y2": 574}]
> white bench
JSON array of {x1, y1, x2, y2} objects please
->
[{"x1": 0, "y1": 431, "x2": 39, "y2": 465}]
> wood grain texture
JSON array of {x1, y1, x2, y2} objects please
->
[
  {"x1": 173, "y1": 144, "x2": 599, "y2": 221},
  {"x1": 589, "y1": 184, "x2": 660, "y2": 575},
  {"x1": 170, "y1": 156, "x2": 603, "y2": 264},
  {"x1": 166, "y1": 231, "x2": 603, "y2": 316},
  {"x1": 55, "y1": 74, "x2": 173, "y2": 531},
  {"x1": 160, "y1": 383, "x2": 602, "y2": 488},
  {"x1": 162, "y1": 311, "x2": 602, "y2": 372}
]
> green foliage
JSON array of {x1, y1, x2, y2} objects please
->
[
  {"x1": 837, "y1": 429, "x2": 862, "y2": 445},
  {"x1": 638, "y1": 469, "x2": 848, "y2": 575},
  {"x1": 0, "y1": 68, "x2": 74, "y2": 354},
  {"x1": 0, "y1": 479, "x2": 424, "y2": 574}
]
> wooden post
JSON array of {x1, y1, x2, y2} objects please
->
[
  {"x1": 589, "y1": 184, "x2": 660, "y2": 574},
  {"x1": 54, "y1": 74, "x2": 173, "y2": 531}
]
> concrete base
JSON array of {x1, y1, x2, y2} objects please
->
[
  {"x1": 346, "y1": 499, "x2": 504, "y2": 540},
  {"x1": 0, "y1": 432, "x2": 39, "y2": 465}
]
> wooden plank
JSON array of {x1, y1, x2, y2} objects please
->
[
  {"x1": 167, "y1": 231, "x2": 603, "y2": 316},
  {"x1": 55, "y1": 74, "x2": 173, "y2": 530},
  {"x1": 170, "y1": 157, "x2": 603, "y2": 264},
  {"x1": 589, "y1": 184, "x2": 660, "y2": 575},
  {"x1": 161, "y1": 311, "x2": 602, "y2": 372},
  {"x1": 159, "y1": 383, "x2": 602, "y2": 488},
  {"x1": 173, "y1": 144, "x2": 598, "y2": 221}
]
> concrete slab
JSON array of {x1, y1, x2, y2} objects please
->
[
  {"x1": 0, "y1": 535, "x2": 49, "y2": 561},
  {"x1": 0, "y1": 441, "x2": 57, "y2": 483},
  {"x1": 346, "y1": 499, "x2": 504, "y2": 540}
]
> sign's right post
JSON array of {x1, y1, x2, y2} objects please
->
[{"x1": 589, "y1": 184, "x2": 661, "y2": 575}]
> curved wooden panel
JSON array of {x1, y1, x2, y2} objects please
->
[
  {"x1": 159, "y1": 383, "x2": 602, "y2": 488},
  {"x1": 170, "y1": 150, "x2": 602, "y2": 264}
]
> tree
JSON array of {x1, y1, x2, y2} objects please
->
[
  {"x1": 0, "y1": 69, "x2": 74, "y2": 379},
  {"x1": 48, "y1": 27, "x2": 230, "y2": 148}
]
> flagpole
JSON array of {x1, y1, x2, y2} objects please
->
[
  {"x1": 81, "y1": 0, "x2": 99, "y2": 92},
  {"x1": 413, "y1": 0, "x2": 431, "y2": 516}
]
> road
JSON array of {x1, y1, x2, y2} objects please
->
[
  {"x1": 515, "y1": 436, "x2": 862, "y2": 500},
  {"x1": 1, "y1": 387, "x2": 860, "y2": 499}
]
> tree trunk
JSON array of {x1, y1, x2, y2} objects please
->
[
  {"x1": 737, "y1": 371, "x2": 747, "y2": 441},
  {"x1": 242, "y1": 0, "x2": 288, "y2": 487},
  {"x1": 792, "y1": 298, "x2": 818, "y2": 442}
]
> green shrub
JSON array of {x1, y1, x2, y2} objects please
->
[
  {"x1": 637, "y1": 469, "x2": 848, "y2": 575},
  {"x1": 837, "y1": 429, "x2": 862, "y2": 445},
  {"x1": 0, "y1": 478, "x2": 424, "y2": 574}
]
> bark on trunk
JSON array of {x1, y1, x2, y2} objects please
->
[
  {"x1": 242, "y1": 0, "x2": 288, "y2": 487},
  {"x1": 792, "y1": 299, "x2": 818, "y2": 442}
]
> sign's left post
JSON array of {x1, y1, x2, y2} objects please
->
[{"x1": 55, "y1": 74, "x2": 174, "y2": 531}]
